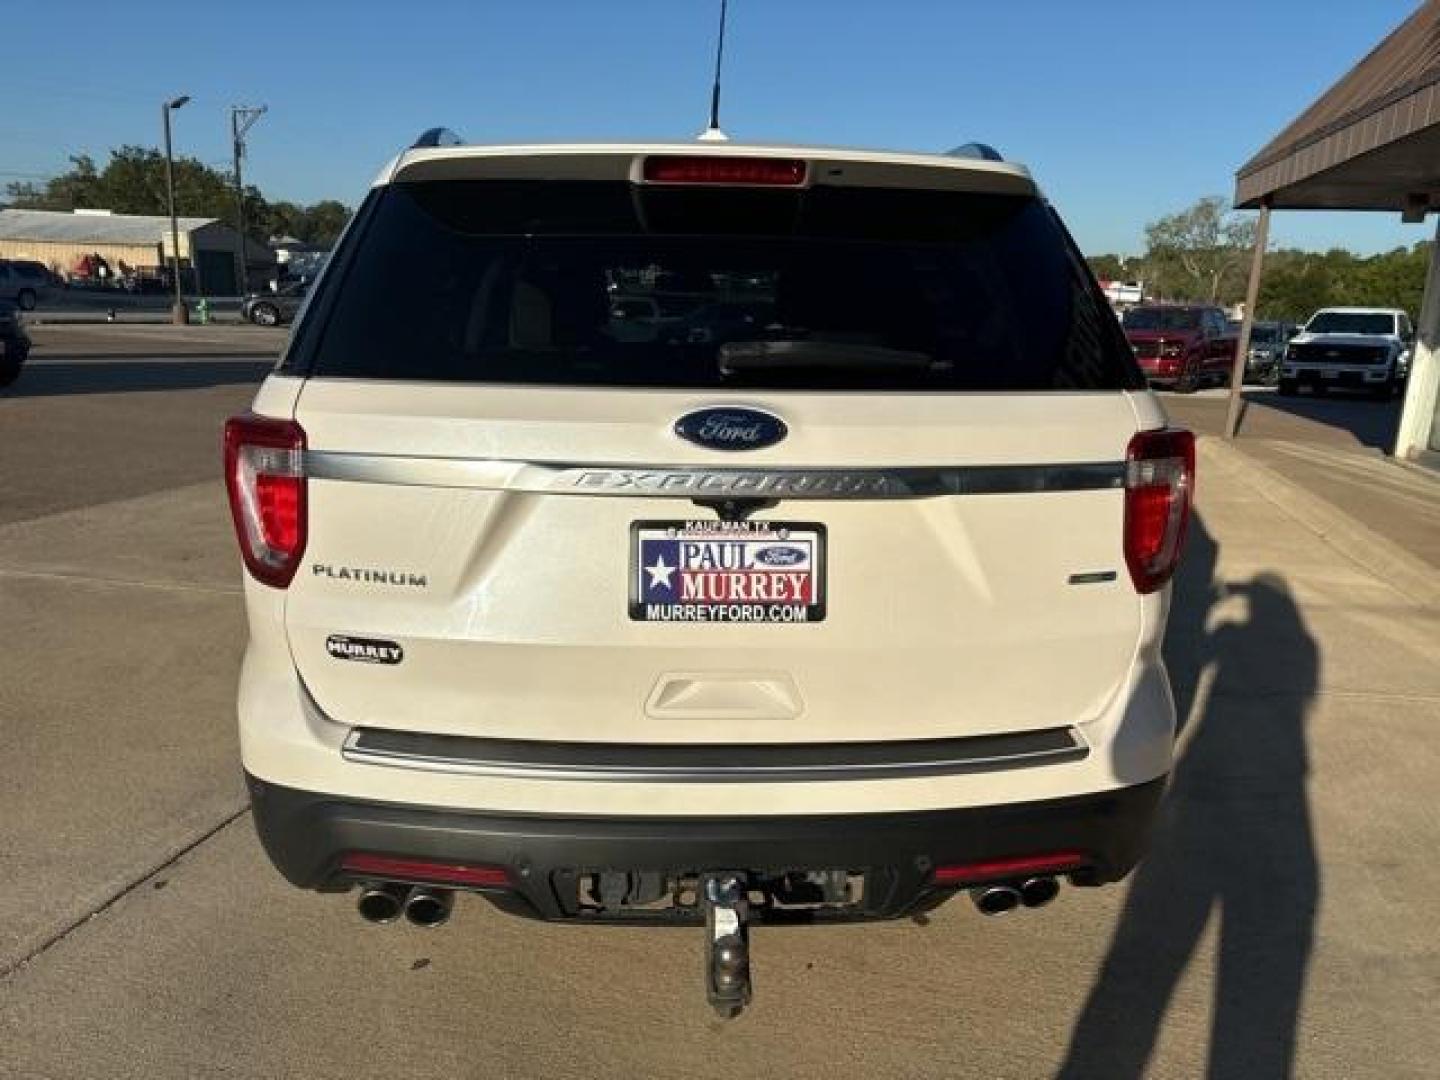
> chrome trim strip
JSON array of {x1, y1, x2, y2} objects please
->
[
  {"x1": 304, "y1": 452, "x2": 1124, "y2": 500},
  {"x1": 341, "y1": 728, "x2": 1088, "y2": 783}
]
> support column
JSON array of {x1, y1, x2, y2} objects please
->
[
  {"x1": 1394, "y1": 216, "x2": 1440, "y2": 460},
  {"x1": 1225, "y1": 200, "x2": 1271, "y2": 439}
]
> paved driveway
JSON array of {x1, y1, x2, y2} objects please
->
[{"x1": 2, "y1": 351, "x2": 1437, "y2": 1078}]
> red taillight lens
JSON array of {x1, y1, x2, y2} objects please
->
[
  {"x1": 340, "y1": 853, "x2": 512, "y2": 889},
  {"x1": 223, "y1": 414, "x2": 306, "y2": 589},
  {"x1": 933, "y1": 851, "x2": 1087, "y2": 886},
  {"x1": 642, "y1": 155, "x2": 808, "y2": 186},
  {"x1": 1124, "y1": 428, "x2": 1195, "y2": 594}
]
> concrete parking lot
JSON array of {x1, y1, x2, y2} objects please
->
[{"x1": 2, "y1": 328, "x2": 1438, "y2": 1078}]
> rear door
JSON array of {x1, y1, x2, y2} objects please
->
[{"x1": 280, "y1": 156, "x2": 1150, "y2": 746}]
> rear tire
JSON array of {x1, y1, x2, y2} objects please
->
[
  {"x1": 250, "y1": 302, "x2": 280, "y2": 327},
  {"x1": 0, "y1": 349, "x2": 24, "y2": 388}
]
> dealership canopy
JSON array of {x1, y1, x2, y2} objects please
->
[{"x1": 1229, "y1": 0, "x2": 1440, "y2": 465}]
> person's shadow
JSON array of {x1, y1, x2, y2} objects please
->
[{"x1": 1058, "y1": 515, "x2": 1320, "y2": 1079}]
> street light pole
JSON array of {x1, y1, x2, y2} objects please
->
[
  {"x1": 162, "y1": 95, "x2": 191, "y2": 325},
  {"x1": 230, "y1": 105, "x2": 266, "y2": 297}
]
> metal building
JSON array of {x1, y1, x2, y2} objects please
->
[{"x1": 0, "y1": 208, "x2": 273, "y2": 296}]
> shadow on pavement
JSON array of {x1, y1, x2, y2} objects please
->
[
  {"x1": 1240, "y1": 387, "x2": 1400, "y2": 450},
  {"x1": 1058, "y1": 515, "x2": 1320, "y2": 1079},
  {"x1": 1, "y1": 360, "x2": 274, "y2": 398}
]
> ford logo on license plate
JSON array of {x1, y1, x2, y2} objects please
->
[{"x1": 675, "y1": 407, "x2": 787, "y2": 451}]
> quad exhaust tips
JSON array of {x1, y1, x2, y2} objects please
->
[
  {"x1": 404, "y1": 887, "x2": 454, "y2": 928},
  {"x1": 355, "y1": 884, "x2": 454, "y2": 928},
  {"x1": 970, "y1": 884, "x2": 1021, "y2": 916},
  {"x1": 968, "y1": 876, "x2": 1061, "y2": 916},
  {"x1": 357, "y1": 883, "x2": 409, "y2": 924},
  {"x1": 1019, "y1": 876, "x2": 1060, "y2": 909}
]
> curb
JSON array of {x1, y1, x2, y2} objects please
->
[{"x1": 1199, "y1": 436, "x2": 1440, "y2": 608}]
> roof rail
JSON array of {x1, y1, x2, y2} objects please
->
[
  {"x1": 411, "y1": 127, "x2": 463, "y2": 149},
  {"x1": 945, "y1": 142, "x2": 1004, "y2": 162}
]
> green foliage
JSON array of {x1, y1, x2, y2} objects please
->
[
  {"x1": 1086, "y1": 193, "x2": 1430, "y2": 321},
  {"x1": 4, "y1": 147, "x2": 351, "y2": 247},
  {"x1": 1257, "y1": 244, "x2": 1430, "y2": 321},
  {"x1": 1142, "y1": 196, "x2": 1256, "y2": 303},
  {"x1": 1085, "y1": 254, "x2": 1131, "y2": 282}
]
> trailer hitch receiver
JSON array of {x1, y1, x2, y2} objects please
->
[{"x1": 700, "y1": 872, "x2": 752, "y2": 1018}]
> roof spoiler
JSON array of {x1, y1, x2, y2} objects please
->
[
  {"x1": 945, "y1": 142, "x2": 1004, "y2": 162},
  {"x1": 411, "y1": 127, "x2": 463, "y2": 149}
]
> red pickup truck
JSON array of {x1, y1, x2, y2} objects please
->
[{"x1": 1121, "y1": 304, "x2": 1237, "y2": 392}]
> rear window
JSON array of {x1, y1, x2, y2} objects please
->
[{"x1": 290, "y1": 178, "x2": 1140, "y2": 391}]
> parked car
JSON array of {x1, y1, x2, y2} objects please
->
[
  {"x1": 1122, "y1": 304, "x2": 1235, "y2": 392},
  {"x1": 1279, "y1": 307, "x2": 1412, "y2": 398},
  {"x1": 0, "y1": 259, "x2": 58, "y2": 311},
  {"x1": 242, "y1": 280, "x2": 310, "y2": 326},
  {"x1": 1227, "y1": 319, "x2": 1290, "y2": 385},
  {"x1": 0, "y1": 300, "x2": 31, "y2": 387},
  {"x1": 224, "y1": 135, "x2": 1193, "y2": 1016}
]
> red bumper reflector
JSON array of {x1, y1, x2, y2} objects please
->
[
  {"x1": 932, "y1": 851, "x2": 1086, "y2": 885},
  {"x1": 340, "y1": 853, "x2": 511, "y2": 888},
  {"x1": 642, "y1": 155, "x2": 807, "y2": 186}
]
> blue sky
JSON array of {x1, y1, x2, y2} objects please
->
[{"x1": 3, "y1": 0, "x2": 1428, "y2": 255}]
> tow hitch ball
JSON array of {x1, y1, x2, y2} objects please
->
[{"x1": 700, "y1": 872, "x2": 752, "y2": 1019}]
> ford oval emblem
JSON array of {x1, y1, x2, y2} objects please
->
[
  {"x1": 754, "y1": 545, "x2": 806, "y2": 567},
  {"x1": 674, "y1": 407, "x2": 787, "y2": 451}
]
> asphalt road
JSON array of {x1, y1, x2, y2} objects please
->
[{"x1": 2, "y1": 336, "x2": 1437, "y2": 1078}]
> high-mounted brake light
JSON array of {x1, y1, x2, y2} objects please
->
[
  {"x1": 223, "y1": 414, "x2": 307, "y2": 589},
  {"x1": 642, "y1": 155, "x2": 808, "y2": 186},
  {"x1": 340, "y1": 853, "x2": 512, "y2": 889},
  {"x1": 1124, "y1": 428, "x2": 1195, "y2": 594}
]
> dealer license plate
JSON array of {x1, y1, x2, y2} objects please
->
[{"x1": 630, "y1": 520, "x2": 826, "y2": 623}]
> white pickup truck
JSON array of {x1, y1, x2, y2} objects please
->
[{"x1": 1280, "y1": 307, "x2": 1413, "y2": 399}]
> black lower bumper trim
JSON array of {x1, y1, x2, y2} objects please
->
[{"x1": 245, "y1": 774, "x2": 1166, "y2": 923}]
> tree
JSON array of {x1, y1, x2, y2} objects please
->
[
  {"x1": 1143, "y1": 196, "x2": 1258, "y2": 303},
  {"x1": 267, "y1": 199, "x2": 351, "y2": 246},
  {"x1": 1086, "y1": 254, "x2": 1132, "y2": 282},
  {"x1": 4, "y1": 146, "x2": 350, "y2": 246}
]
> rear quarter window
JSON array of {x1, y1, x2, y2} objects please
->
[{"x1": 287, "y1": 177, "x2": 1142, "y2": 392}]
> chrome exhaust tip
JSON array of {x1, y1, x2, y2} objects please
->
[
  {"x1": 1019, "y1": 876, "x2": 1060, "y2": 909},
  {"x1": 970, "y1": 885, "x2": 1021, "y2": 917},
  {"x1": 403, "y1": 887, "x2": 454, "y2": 928},
  {"x1": 356, "y1": 883, "x2": 408, "y2": 925}
]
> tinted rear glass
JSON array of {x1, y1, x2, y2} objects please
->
[{"x1": 293, "y1": 179, "x2": 1140, "y2": 391}]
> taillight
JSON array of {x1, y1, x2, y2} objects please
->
[
  {"x1": 223, "y1": 413, "x2": 306, "y2": 589},
  {"x1": 1124, "y1": 428, "x2": 1195, "y2": 594},
  {"x1": 642, "y1": 155, "x2": 808, "y2": 186}
]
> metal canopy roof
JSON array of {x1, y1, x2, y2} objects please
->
[
  {"x1": 1235, "y1": 0, "x2": 1440, "y2": 211},
  {"x1": 0, "y1": 208, "x2": 219, "y2": 245}
]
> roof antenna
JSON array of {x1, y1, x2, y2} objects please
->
[{"x1": 697, "y1": 0, "x2": 730, "y2": 142}]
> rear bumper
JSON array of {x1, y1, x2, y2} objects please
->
[{"x1": 246, "y1": 773, "x2": 1166, "y2": 923}]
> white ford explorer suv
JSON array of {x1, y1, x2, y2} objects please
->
[{"x1": 225, "y1": 134, "x2": 1194, "y2": 1014}]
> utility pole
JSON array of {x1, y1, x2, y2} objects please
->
[
  {"x1": 230, "y1": 105, "x2": 267, "y2": 297},
  {"x1": 162, "y1": 95, "x2": 191, "y2": 325}
]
